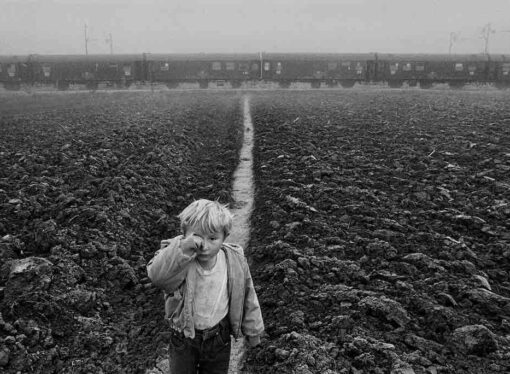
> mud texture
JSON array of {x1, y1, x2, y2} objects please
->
[
  {"x1": 1, "y1": 89, "x2": 510, "y2": 374},
  {"x1": 244, "y1": 90, "x2": 510, "y2": 374},
  {"x1": 0, "y1": 91, "x2": 244, "y2": 373}
]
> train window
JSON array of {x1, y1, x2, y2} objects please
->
[
  {"x1": 328, "y1": 62, "x2": 337, "y2": 70},
  {"x1": 7, "y1": 64, "x2": 16, "y2": 77},
  {"x1": 226, "y1": 62, "x2": 235, "y2": 71},
  {"x1": 415, "y1": 63, "x2": 425, "y2": 71},
  {"x1": 109, "y1": 63, "x2": 118, "y2": 69},
  {"x1": 276, "y1": 62, "x2": 282, "y2": 74},
  {"x1": 390, "y1": 63, "x2": 399, "y2": 75},
  {"x1": 264, "y1": 62, "x2": 270, "y2": 71},
  {"x1": 341, "y1": 61, "x2": 351, "y2": 70},
  {"x1": 238, "y1": 63, "x2": 249, "y2": 71},
  {"x1": 123, "y1": 65, "x2": 132, "y2": 76},
  {"x1": 251, "y1": 63, "x2": 259, "y2": 71},
  {"x1": 42, "y1": 66, "x2": 51, "y2": 77},
  {"x1": 0, "y1": 64, "x2": 2, "y2": 73},
  {"x1": 212, "y1": 62, "x2": 222, "y2": 70},
  {"x1": 402, "y1": 63, "x2": 412, "y2": 71},
  {"x1": 160, "y1": 62, "x2": 169, "y2": 71},
  {"x1": 356, "y1": 62, "x2": 363, "y2": 74},
  {"x1": 503, "y1": 63, "x2": 510, "y2": 75},
  {"x1": 454, "y1": 63, "x2": 464, "y2": 71}
]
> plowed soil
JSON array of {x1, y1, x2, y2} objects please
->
[
  {"x1": 1, "y1": 88, "x2": 510, "y2": 374},
  {"x1": 245, "y1": 89, "x2": 510, "y2": 374},
  {"x1": 0, "y1": 91, "x2": 244, "y2": 373}
]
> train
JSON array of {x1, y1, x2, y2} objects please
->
[{"x1": 1, "y1": 52, "x2": 510, "y2": 90}]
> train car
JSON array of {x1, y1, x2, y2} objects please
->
[
  {"x1": 376, "y1": 53, "x2": 490, "y2": 88},
  {"x1": 489, "y1": 55, "x2": 510, "y2": 89},
  {"x1": 146, "y1": 53, "x2": 261, "y2": 88},
  {"x1": 261, "y1": 53, "x2": 376, "y2": 88},
  {"x1": 0, "y1": 55, "x2": 30, "y2": 90},
  {"x1": 28, "y1": 54, "x2": 145, "y2": 90}
]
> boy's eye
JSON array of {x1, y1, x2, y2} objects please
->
[{"x1": 210, "y1": 237, "x2": 217, "y2": 241}]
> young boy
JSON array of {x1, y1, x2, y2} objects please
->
[{"x1": 147, "y1": 199, "x2": 264, "y2": 373}]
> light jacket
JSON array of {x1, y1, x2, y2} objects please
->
[{"x1": 147, "y1": 236, "x2": 264, "y2": 345}]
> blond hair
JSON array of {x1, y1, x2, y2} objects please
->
[{"x1": 178, "y1": 199, "x2": 233, "y2": 237}]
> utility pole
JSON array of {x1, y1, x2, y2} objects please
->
[
  {"x1": 105, "y1": 33, "x2": 113, "y2": 54},
  {"x1": 449, "y1": 32, "x2": 458, "y2": 55},
  {"x1": 84, "y1": 23, "x2": 89, "y2": 55},
  {"x1": 481, "y1": 23, "x2": 496, "y2": 55}
]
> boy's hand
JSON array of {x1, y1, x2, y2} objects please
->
[
  {"x1": 160, "y1": 239, "x2": 172, "y2": 249},
  {"x1": 180, "y1": 233, "x2": 203, "y2": 256},
  {"x1": 245, "y1": 335, "x2": 261, "y2": 347}
]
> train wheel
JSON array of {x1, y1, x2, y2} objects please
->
[
  {"x1": 419, "y1": 81, "x2": 433, "y2": 89},
  {"x1": 231, "y1": 81, "x2": 242, "y2": 89},
  {"x1": 311, "y1": 81, "x2": 321, "y2": 89},
  {"x1": 115, "y1": 81, "x2": 127, "y2": 89},
  {"x1": 388, "y1": 81, "x2": 403, "y2": 88},
  {"x1": 86, "y1": 81, "x2": 98, "y2": 91},
  {"x1": 340, "y1": 80, "x2": 355, "y2": 88},
  {"x1": 449, "y1": 81, "x2": 465, "y2": 89},
  {"x1": 166, "y1": 82, "x2": 179, "y2": 89},
  {"x1": 4, "y1": 82, "x2": 21, "y2": 91},
  {"x1": 278, "y1": 81, "x2": 291, "y2": 89},
  {"x1": 494, "y1": 82, "x2": 510, "y2": 90},
  {"x1": 57, "y1": 81, "x2": 69, "y2": 91},
  {"x1": 326, "y1": 80, "x2": 338, "y2": 88},
  {"x1": 199, "y1": 80, "x2": 209, "y2": 89},
  {"x1": 408, "y1": 80, "x2": 418, "y2": 87}
]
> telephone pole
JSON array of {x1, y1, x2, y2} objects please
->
[
  {"x1": 105, "y1": 33, "x2": 113, "y2": 54},
  {"x1": 449, "y1": 32, "x2": 458, "y2": 55},
  {"x1": 481, "y1": 23, "x2": 495, "y2": 55},
  {"x1": 84, "y1": 23, "x2": 89, "y2": 55}
]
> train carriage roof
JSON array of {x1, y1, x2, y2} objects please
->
[
  {"x1": 262, "y1": 53, "x2": 376, "y2": 61},
  {"x1": 376, "y1": 53, "x2": 490, "y2": 62},
  {"x1": 488, "y1": 54, "x2": 510, "y2": 62},
  {"x1": 0, "y1": 55, "x2": 29, "y2": 63},
  {"x1": 146, "y1": 53, "x2": 260, "y2": 61},
  {"x1": 28, "y1": 54, "x2": 145, "y2": 63}
]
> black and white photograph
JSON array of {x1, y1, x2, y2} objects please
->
[{"x1": 1, "y1": 1, "x2": 510, "y2": 373}]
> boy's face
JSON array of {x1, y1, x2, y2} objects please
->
[{"x1": 185, "y1": 225, "x2": 226, "y2": 263}]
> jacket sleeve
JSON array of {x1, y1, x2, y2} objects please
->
[
  {"x1": 147, "y1": 235, "x2": 195, "y2": 294},
  {"x1": 241, "y1": 259, "x2": 264, "y2": 346}
]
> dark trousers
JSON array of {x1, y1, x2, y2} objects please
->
[{"x1": 168, "y1": 317, "x2": 231, "y2": 374}]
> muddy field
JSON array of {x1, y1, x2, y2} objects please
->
[
  {"x1": 0, "y1": 88, "x2": 509, "y2": 374},
  {"x1": 0, "y1": 91, "x2": 244, "y2": 373},
  {"x1": 245, "y1": 89, "x2": 510, "y2": 373}
]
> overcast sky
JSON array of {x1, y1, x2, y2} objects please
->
[{"x1": 1, "y1": 0, "x2": 510, "y2": 55}]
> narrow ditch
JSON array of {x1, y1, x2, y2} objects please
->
[
  {"x1": 147, "y1": 95, "x2": 255, "y2": 374},
  {"x1": 227, "y1": 95, "x2": 255, "y2": 374}
]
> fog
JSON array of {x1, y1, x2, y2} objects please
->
[{"x1": 1, "y1": 0, "x2": 509, "y2": 55}]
